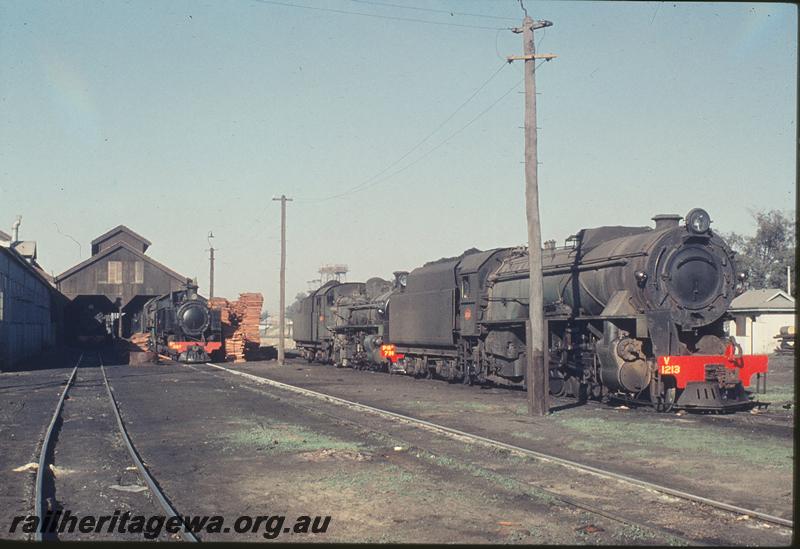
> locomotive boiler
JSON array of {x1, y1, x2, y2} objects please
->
[
  {"x1": 388, "y1": 208, "x2": 767, "y2": 411},
  {"x1": 142, "y1": 282, "x2": 222, "y2": 363}
]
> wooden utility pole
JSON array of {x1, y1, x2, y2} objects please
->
[
  {"x1": 787, "y1": 265, "x2": 791, "y2": 295},
  {"x1": 510, "y1": 15, "x2": 555, "y2": 416},
  {"x1": 272, "y1": 195, "x2": 293, "y2": 365},
  {"x1": 207, "y1": 231, "x2": 215, "y2": 299}
]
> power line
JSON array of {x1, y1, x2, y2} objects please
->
[
  {"x1": 304, "y1": 62, "x2": 510, "y2": 203},
  {"x1": 315, "y1": 75, "x2": 525, "y2": 201},
  {"x1": 251, "y1": 0, "x2": 507, "y2": 30},
  {"x1": 354, "y1": 62, "x2": 554, "y2": 197},
  {"x1": 345, "y1": 0, "x2": 518, "y2": 22}
]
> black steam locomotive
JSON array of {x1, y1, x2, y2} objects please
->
[
  {"x1": 295, "y1": 208, "x2": 768, "y2": 412},
  {"x1": 142, "y1": 282, "x2": 222, "y2": 363}
]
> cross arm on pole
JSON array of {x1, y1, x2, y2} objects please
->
[
  {"x1": 511, "y1": 19, "x2": 553, "y2": 33},
  {"x1": 507, "y1": 54, "x2": 557, "y2": 63}
]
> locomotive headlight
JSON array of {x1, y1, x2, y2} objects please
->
[
  {"x1": 737, "y1": 272, "x2": 747, "y2": 282},
  {"x1": 634, "y1": 270, "x2": 648, "y2": 287},
  {"x1": 686, "y1": 208, "x2": 711, "y2": 234}
]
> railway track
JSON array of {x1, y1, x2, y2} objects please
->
[
  {"x1": 203, "y1": 361, "x2": 793, "y2": 533},
  {"x1": 33, "y1": 352, "x2": 197, "y2": 542}
]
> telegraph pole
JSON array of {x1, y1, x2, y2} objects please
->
[
  {"x1": 207, "y1": 231, "x2": 215, "y2": 298},
  {"x1": 509, "y1": 15, "x2": 555, "y2": 416},
  {"x1": 272, "y1": 194, "x2": 293, "y2": 365},
  {"x1": 788, "y1": 265, "x2": 791, "y2": 295}
]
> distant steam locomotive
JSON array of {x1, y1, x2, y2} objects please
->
[
  {"x1": 142, "y1": 282, "x2": 222, "y2": 363},
  {"x1": 294, "y1": 208, "x2": 768, "y2": 412}
]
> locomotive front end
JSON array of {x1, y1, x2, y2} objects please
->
[
  {"x1": 638, "y1": 208, "x2": 740, "y2": 331},
  {"x1": 145, "y1": 283, "x2": 223, "y2": 363},
  {"x1": 626, "y1": 209, "x2": 767, "y2": 410},
  {"x1": 535, "y1": 208, "x2": 767, "y2": 412}
]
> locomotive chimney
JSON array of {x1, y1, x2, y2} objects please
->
[
  {"x1": 185, "y1": 278, "x2": 198, "y2": 299},
  {"x1": 393, "y1": 271, "x2": 409, "y2": 290},
  {"x1": 651, "y1": 214, "x2": 682, "y2": 231}
]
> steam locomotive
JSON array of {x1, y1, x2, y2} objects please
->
[
  {"x1": 142, "y1": 282, "x2": 222, "y2": 363},
  {"x1": 294, "y1": 208, "x2": 768, "y2": 412}
]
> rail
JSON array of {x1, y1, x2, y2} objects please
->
[
  {"x1": 33, "y1": 351, "x2": 198, "y2": 542},
  {"x1": 34, "y1": 353, "x2": 82, "y2": 542},
  {"x1": 99, "y1": 355, "x2": 199, "y2": 542}
]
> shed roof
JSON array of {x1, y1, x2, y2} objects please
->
[
  {"x1": 0, "y1": 229, "x2": 10, "y2": 241},
  {"x1": 91, "y1": 225, "x2": 151, "y2": 255},
  {"x1": 729, "y1": 289, "x2": 795, "y2": 312},
  {"x1": 0, "y1": 242, "x2": 55, "y2": 289},
  {"x1": 56, "y1": 240, "x2": 186, "y2": 283},
  {"x1": 11, "y1": 240, "x2": 37, "y2": 260}
]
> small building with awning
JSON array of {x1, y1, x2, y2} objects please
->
[{"x1": 726, "y1": 289, "x2": 796, "y2": 355}]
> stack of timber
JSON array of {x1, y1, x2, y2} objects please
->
[
  {"x1": 210, "y1": 293, "x2": 264, "y2": 362},
  {"x1": 126, "y1": 332, "x2": 157, "y2": 365},
  {"x1": 129, "y1": 332, "x2": 150, "y2": 352}
]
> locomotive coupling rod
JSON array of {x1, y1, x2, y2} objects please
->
[{"x1": 507, "y1": 54, "x2": 557, "y2": 63}]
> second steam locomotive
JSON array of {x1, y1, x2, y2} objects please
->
[
  {"x1": 294, "y1": 208, "x2": 768, "y2": 412},
  {"x1": 141, "y1": 282, "x2": 222, "y2": 363}
]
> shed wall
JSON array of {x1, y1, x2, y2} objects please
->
[
  {"x1": 95, "y1": 232, "x2": 147, "y2": 255},
  {"x1": 0, "y1": 249, "x2": 55, "y2": 368}
]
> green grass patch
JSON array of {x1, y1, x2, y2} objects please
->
[
  {"x1": 426, "y1": 453, "x2": 558, "y2": 505},
  {"x1": 760, "y1": 385, "x2": 794, "y2": 404},
  {"x1": 461, "y1": 402, "x2": 496, "y2": 412},
  {"x1": 555, "y1": 416, "x2": 792, "y2": 468},
  {"x1": 401, "y1": 400, "x2": 444, "y2": 410},
  {"x1": 513, "y1": 430, "x2": 546, "y2": 442},
  {"x1": 223, "y1": 421, "x2": 361, "y2": 454},
  {"x1": 322, "y1": 464, "x2": 416, "y2": 492},
  {"x1": 513, "y1": 404, "x2": 529, "y2": 416}
]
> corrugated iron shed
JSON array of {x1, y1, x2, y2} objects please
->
[{"x1": 0, "y1": 241, "x2": 60, "y2": 369}]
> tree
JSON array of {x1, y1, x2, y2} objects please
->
[
  {"x1": 727, "y1": 210, "x2": 796, "y2": 295},
  {"x1": 286, "y1": 291, "x2": 309, "y2": 320},
  {"x1": 260, "y1": 309, "x2": 270, "y2": 323}
]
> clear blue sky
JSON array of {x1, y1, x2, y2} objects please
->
[{"x1": 1, "y1": 1, "x2": 796, "y2": 314}]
